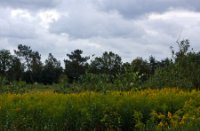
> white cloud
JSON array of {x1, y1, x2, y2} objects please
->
[
  {"x1": 1, "y1": 0, "x2": 200, "y2": 64},
  {"x1": 137, "y1": 10, "x2": 200, "y2": 49},
  {"x1": 38, "y1": 10, "x2": 60, "y2": 29},
  {"x1": 0, "y1": 8, "x2": 38, "y2": 39}
]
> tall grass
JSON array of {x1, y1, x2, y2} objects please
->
[{"x1": 0, "y1": 88, "x2": 200, "y2": 130}]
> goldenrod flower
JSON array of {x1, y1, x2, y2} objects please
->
[
  {"x1": 168, "y1": 112, "x2": 172, "y2": 119},
  {"x1": 158, "y1": 113, "x2": 165, "y2": 119},
  {"x1": 158, "y1": 121, "x2": 164, "y2": 127}
]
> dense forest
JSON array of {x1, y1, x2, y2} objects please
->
[{"x1": 1, "y1": 39, "x2": 200, "y2": 90}]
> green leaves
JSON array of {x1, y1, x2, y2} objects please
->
[
  {"x1": 64, "y1": 49, "x2": 90, "y2": 83},
  {"x1": 0, "y1": 89, "x2": 200, "y2": 130}
]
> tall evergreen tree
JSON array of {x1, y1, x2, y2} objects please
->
[
  {"x1": 15, "y1": 44, "x2": 43, "y2": 83},
  {"x1": 0, "y1": 49, "x2": 12, "y2": 76},
  {"x1": 64, "y1": 49, "x2": 89, "y2": 83},
  {"x1": 42, "y1": 53, "x2": 63, "y2": 84}
]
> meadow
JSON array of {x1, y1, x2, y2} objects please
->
[{"x1": 0, "y1": 88, "x2": 200, "y2": 131}]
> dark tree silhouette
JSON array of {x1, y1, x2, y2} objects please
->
[
  {"x1": 90, "y1": 51, "x2": 122, "y2": 83},
  {"x1": 64, "y1": 49, "x2": 89, "y2": 83},
  {"x1": 42, "y1": 53, "x2": 63, "y2": 84}
]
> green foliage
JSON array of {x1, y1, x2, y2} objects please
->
[
  {"x1": 0, "y1": 80, "x2": 27, "y2": 94},
  {"x1": 76, "y1": 69, "x2": 142, "y2": 91},
  {"x1": 114, "y1": 71, "x2": 142, "y2": 90},
  {"x1": 90, "y1": 51, "x2": 122, "y2": 83},
  {"x1": 131, "y1": 57, "x2": 150, "y2": 82},
  {"x1": 42, "y1": 53, "x2": 63, "y2": 84},
  {"x1": 1, "y1": 40, "x2": 200, "y2": 91},
  {"x1": 79, "y1": 73, "x2": 110, "y2": 91},
  {"x1": 145, "y1": 65, "x2": 193, "y2": 89},
  {"x1": 0, "y1": 49, "x2": 12, "y2": 75},
  {"x1": 64, "y1": 49, "x2": 89, "y2": 83},
  {"x1": 0, "y1": 89, "x2": 200, "y2": 130},
  {"x1": 146, "y1": 39, "x2": 200, "y2": 89},
  {"x1": 14, "y1": 44, "x2": 43, "y2": 83}
]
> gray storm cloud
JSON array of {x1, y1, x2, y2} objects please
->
[
  {"x1": 0, "y1": 0, "x2": 200, "y2": 63},
  {"x1": 0, "y1": 0, "x2": 61, "y2": 9}
]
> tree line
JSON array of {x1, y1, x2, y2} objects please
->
[{"x1": 1, "y1": 40, "x2": 200, "y2": 89}]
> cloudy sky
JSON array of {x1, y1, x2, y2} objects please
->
[{"x1": 0, "y1": 0, "x2": 200, "y2": 62}]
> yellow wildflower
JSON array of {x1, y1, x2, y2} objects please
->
[
  {"x1": 168, "y1": 112, "x2": 172, "y2": 119},
  {"x1": 158, "y1": 113, "x2": 165, "y2": 119},
  {"x1": 158, "y1": 121, "x2": 164, "y2": 127},
  {"x1": 192, "y1": 115, "x2": 196, "y2": 120},
  {"x1": 179, "y1": 120, "x2": 184, "y2": 125}
]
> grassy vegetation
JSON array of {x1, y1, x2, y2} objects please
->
[{"x1": 0, "y1": 88, "x2": 200, "y2": 130}]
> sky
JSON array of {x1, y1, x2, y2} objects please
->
[{"x1": 0, "y1": 0, "x2": 200, "y2": 63}]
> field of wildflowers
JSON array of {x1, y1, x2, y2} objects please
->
[{"x1": 0, "y1": 88, "x2": 200, "y2": 130}]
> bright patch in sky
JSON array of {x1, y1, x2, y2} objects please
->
[
  {"x1": 38, "y1": 10, "x2": 60, "y2": 29},
  {"x1": 11, "y1": 9, "x2": 32, "y2": 20}
]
